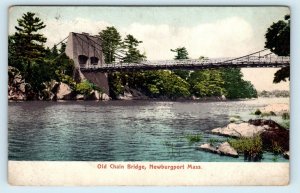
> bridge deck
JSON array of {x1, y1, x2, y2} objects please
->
[{"x1": 80, "y1": 56, "x2": 290, "y2": 72}]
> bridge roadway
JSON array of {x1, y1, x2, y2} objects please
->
[{"x1": 80, "y1": 56, "x2": 290, "y2": 73}]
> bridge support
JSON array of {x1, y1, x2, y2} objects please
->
[
  {"x1": 65, "y1": 32, "x2": 110, "y2": 95},
  {"x1": 81, "y1": 71, "x2": 110, "y2": 95}
]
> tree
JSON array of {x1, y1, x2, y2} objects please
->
[
  {"x1": 122, "y1": 34, "x2": 146, "y2": 63},
  {"x1": 8, "y1": 35, "x2": 23, "y2": 70},
  {"x1": 99, "y1": 26, "x2": 122, "y2": 63},
  {"x1": 265, "y1": 14, "x2": 290, "y2": 83},
  {"x1": 220, "y1": 68, "x2": 257, "y2": 99},
  {"x1": 12, "y1": 12, "x2": 47, "y2": 80},
  {"x1": 171, "y1": 47, "x2": 189, "y2": 60},
  {"x1": 171, "y1": 47, "x2": 190, "y2": 80},
  {"x1": 188, "y1": 69, "x2": 225, "y2": 97}
]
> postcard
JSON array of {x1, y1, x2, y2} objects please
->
[{"x1": 8, "y1": 6, "x2": 290, "y2": 186}]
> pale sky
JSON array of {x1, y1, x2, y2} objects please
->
[{"x1": 8, "y1": 6, "x2": 290, "y2": 91}]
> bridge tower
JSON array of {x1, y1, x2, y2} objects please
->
[{"x1": 65, "y1": 32, "x2": 110, "y2": 94}]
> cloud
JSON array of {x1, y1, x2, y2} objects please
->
[
  {"x1": 39, "y1": 18, "x2": 111, "y2": 48},
  {"x1": 120, "y1": 17, "x2": 260, "y2": 60},
  {"x1": 27, "y1": 16, "x2": 261, "y2": 59}
]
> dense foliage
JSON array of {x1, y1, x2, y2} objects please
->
[
  {"x1": 9, "y1": 12, "x2": 74, "y2": 94},
  {"x1": 100, "y1": 26, "x2": 258, "y2": 99},
  {"x1": 265, "y1": 14, "x2": 290, "y2": 83}
]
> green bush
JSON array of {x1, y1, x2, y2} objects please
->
[
  {"x1": 271, "y1": 141, "x2": 283, "y2": 155},
  {"x1": 282, "y1": 112, "x2": 290, "y2": 120},
  {"x1": 75, "y1": 80, "x2": 93, "y2": 95},
  {"x1": 185, "y1": 133, "x2": 203, "y2": 144},
  {"x1": 228, "y1": 135, "x2": 263, "y2": 161},
  {"x1": 254, "y1": 109, "x2": 262, "y2": 115}
]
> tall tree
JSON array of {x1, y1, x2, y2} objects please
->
[
  {"x1": 99, "y1": 26, "x2": 122, "y2": 63},
  {"x1": 171, "y1": 47, "x2": 190, "y2": 80},
  {"x1": 12, "y1": 12, "x2": 47, "y2": 80},
  {"x1": 122, "y1": 34, "x2": 146, "y2": 63},
  {"x1": 265, "y1": 14, "x2": 290, "y2": 83},
  {"x1": 171, "y1": 47, "x2": 189, "y2": 60},
  {"x1": 119, "y1": 34, "x2": 146, "y2": 92}
]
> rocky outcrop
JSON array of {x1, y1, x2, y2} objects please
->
[
  {"x1": 283, "y1": 151, "x2": 289, "y2": 159},
  {"x1": 260, "y1": 128, "x2": 289, "y2": 152},
  {"x1": 117, "y1": 86, "x2": 148, "y2": 100},
  {"x1": 218, "y1": 142, "x2": 239, "y2": 157},
  {"x1": 100, "y1": 93, "x2": 110, "y2": 101},
  {"x1": 248, "y1": 119, "x2": 286, "y2": 130},
  {"x1": 211, "y1": 122, "x2": 268, "y2": 138},
  {"x1": 56, "y1": 83, "x2": 73, "y2": 100},
  {"x1": 75, "y1": 94, "x2": 85, "y2": 100},
  {"x1": 248, "y1": 119, "x2": 289, "y2": 152},
  {"x1": 85, "y1": 90, "x2": 101, "y2": 100},
  {"x1": 210, "y1": 119, "x2": 289, "y2": 158},
  {"x1": 8, "y1": 66, "x2": 33, "y2": 101},
  {"x1": 40, "y1": 80, "x2": 60, "y2": 100},
  {"x1": 211, "y1": 119, "x2": 288, "y2": 138},
  {"x1": 198, "y1": 142, "x2": 239, "y2": 158},
  {"x1": 8, "y1": 66, "x2": 111, "y2": 101},
  {"x1": 198, "y1": 143, "x2": 219, "y2": 154}
]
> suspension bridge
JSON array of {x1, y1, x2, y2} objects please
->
[
  {"x1": 50, "y1": 32, "x2": 290, "y2": 94},
  {"x1": 55, "y1": 32, "x2": 290, "y2": 73}
]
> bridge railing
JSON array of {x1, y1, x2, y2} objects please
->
[{"x1": 80, "y1": 55, "x2": 290, "y2": 71}]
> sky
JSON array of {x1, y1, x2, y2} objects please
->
[{"x1": 8, "y1": 6, "x2": 290, "y2": 91}]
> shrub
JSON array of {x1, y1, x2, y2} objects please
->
[
  {"x1": 75, "y1": 80, "x2": 93, "y2": 95},
  {"x1": 254, "y1": 109, "x2": 262, "y2": 115},
  {"x1": 208, "y1": 138, "x2": 221, "y2": 146},
  {"x1": 271, "y1": 141, "x2": 283, "y2": 155},
  {"x1": 228, "y1": 135, "x2": 263, "y2": 161},
  {"x1": 186, "y1": 133, "x2": 203, "y2": 144},
  {"x1": 282, "y1": 112, "x2": 290, "y2": 120}
]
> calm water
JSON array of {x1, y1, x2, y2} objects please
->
[{"x1": 8, "y1": 98, "x2": 289, "y2": 162}]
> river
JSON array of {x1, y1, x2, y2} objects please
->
[{"x1": 8, "y1": 98, "x2": 289, "y2": 162}]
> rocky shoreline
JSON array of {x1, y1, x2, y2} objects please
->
[
  {"x1": 197, "y1": 119, "x2": 289, "y2": 160},
  {"x1": 9, "y1": 66, "x2": 229, "y2": 102}
]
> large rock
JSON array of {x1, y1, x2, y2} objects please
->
[
  {"x1": 248, "y1": 119, "x2": 286, "y2": 130},
  {"x1": 56, "y1": 83, "x2": 72, "y2": 100},
  {"x1": 283, "y1": 151, "x2": 289, "y2": 159},
  {"x1": 117, "y1": 86, "x2": 148, "y2": 100},
  {"x1": 211, "y1": 122, "x2": 268, "y2": 138},
  {"x1": 260, "y1": 128, "x2": 289, "y2": 152},
  {"x1": 76, "y1": 94, "x2": 84, "y2": 100},
  {"x1": 8, "y1": 66, "x2": 31, "y2": 101},
  {"x1": 101, "y1": 93, "x2": 110, "y2": 101},
  {"x1": 198, "y1": 142, "x2": 239, "y2": 158},
  {"x1": 9, "y1": 92, "x2": 26, "y2": 101},
  {"x1": 218, "y1": 142, "x2": 239, "y2": 158},
  {"x1": 18, "y1": 83, "x2": 26, "y2": 93},
  {"x1": 198, "y1": 143, "x2": 218, "y2": 154},
  {"x1": 85, "y1": 90, "x2": 101, "y2": 100}
]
